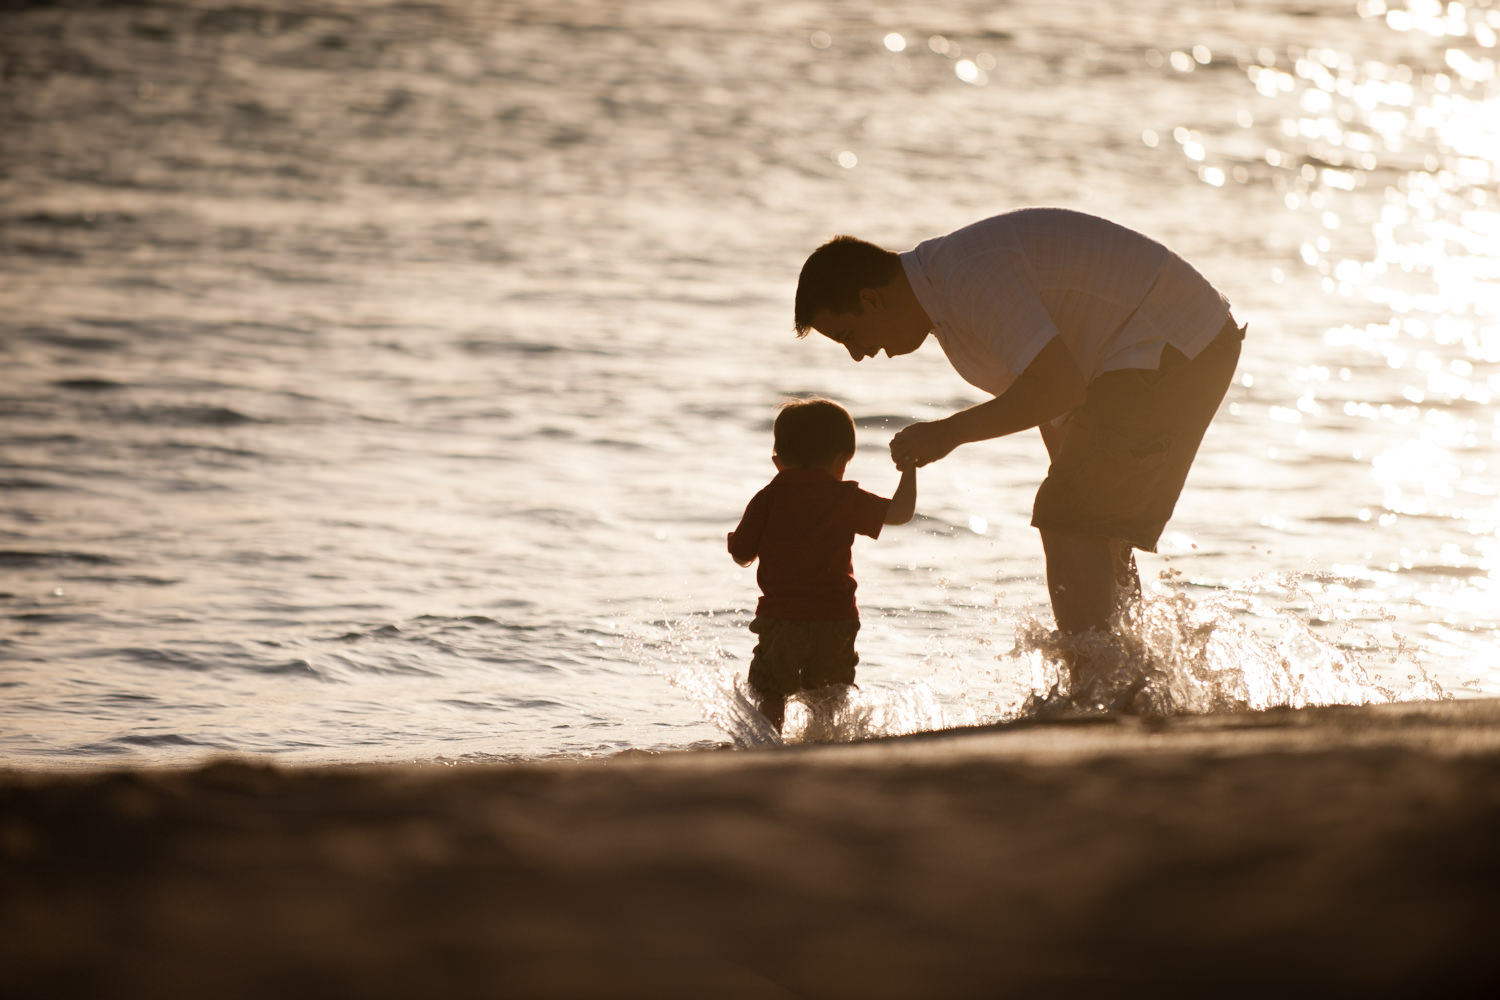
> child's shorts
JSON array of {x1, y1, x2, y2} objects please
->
[
  {"x1": 1031, "y1": 317, "x2": 1244, "y2": 552},
  {"x1": 746, "y1": 617, "x2": 859, "y2": 728}
]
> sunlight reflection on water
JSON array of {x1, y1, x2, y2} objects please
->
[{"x1": 1150, "y1": 0, "x2": 1500, "y2": 691}]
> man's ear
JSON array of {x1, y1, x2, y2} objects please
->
[
  {"x1": 772, "y1": 454, "x2": 787, "y2": 471},
  {"x1": 858, "y1": 286, "x2": 884, "y2": 312}
]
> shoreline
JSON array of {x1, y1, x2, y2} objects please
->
[{"x1": 5, "y1": 698, "x2": 1499, "y2": 996}]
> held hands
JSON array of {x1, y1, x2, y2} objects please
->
[{"x1": 890, "y1": 419, "x2": 956, "y2": 470}]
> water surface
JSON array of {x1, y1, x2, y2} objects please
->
[{"x1": 2, "y1": 0, "x2": 1496, "y2": 766}]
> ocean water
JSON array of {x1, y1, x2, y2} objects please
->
[{"x1": 2, "y1": 0, "x2": 1496, "y2": 768}]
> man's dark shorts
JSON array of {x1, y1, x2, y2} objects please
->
[
  {"x1": 1032, "y1": 317, "x2": 1244, "y2": 552},
  {"x1": 746, "y1": 617, "x2": 859, "y2": 730}
]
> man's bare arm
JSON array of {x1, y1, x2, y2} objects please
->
[{"x1": 889, "y1": 336, "x2": 1086, "y2": 467}]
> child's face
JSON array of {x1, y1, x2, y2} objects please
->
[{"x1": 810, "y1": 293, "x2": 926, "y2": 363}]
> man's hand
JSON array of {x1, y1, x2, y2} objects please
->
[
  {"x1": 890, "y1": 337, "x2": 1088, "y2": 470},
  {"x1": 890, "y1": 419, "x2": 957, "y2": 469}
]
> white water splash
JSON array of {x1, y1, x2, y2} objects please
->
[
  {"x1": 626, "y1": 616, "x2": 781, "y2": 749},
  {"x1": 780, "y1": 682, "x2": 949, "y2": 745},
  {"x1": 630, "y1": 581, "x2": 1447, "y2": 751},
  {"x1": 1013, "y1": 588, "x2": 1445, "y2": 718},
  {"x1": 627, "y1": 614, "x2": 959, "y2": 749}
]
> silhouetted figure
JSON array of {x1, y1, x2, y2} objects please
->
[
  {"x1": 795, "y1": 208, "x2": 1242, "y2": 697},
  {"x1": 728, "y1": 398, "x2": 917, "y2": 732}
]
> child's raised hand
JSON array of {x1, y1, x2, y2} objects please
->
[{"x1": 890, "y1": 419, "x2": 955, "y2": 469}]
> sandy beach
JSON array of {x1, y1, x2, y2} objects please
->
[{"x1": 4, "y1": 698, "x2": 1499, "y2": 998}]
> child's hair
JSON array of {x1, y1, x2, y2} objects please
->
[
  {"x1": 794, "y1": 235, "x2": 903, "y2": 337},
  {"x1": 774, "y1": 398, "x2": 856, "y2": 468}
]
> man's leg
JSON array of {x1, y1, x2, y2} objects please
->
[
  {"x1": 1040, "y1": 529, "x2": 1146, "y2": 703},
  {"x1": 1039, "y1": 528, "x2": 1118, "y2": 634},
  {"x1": 1038, "y1": 416, "x2": 1140, "y2": 629}
]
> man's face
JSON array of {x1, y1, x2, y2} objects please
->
[{"x1": 810, "y1": 296, "x2": 926, "y2": 362}]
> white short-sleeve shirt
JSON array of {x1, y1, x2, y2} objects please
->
[{"x1": 899, "y1": 208, "x2": 1231, "y2": 395}]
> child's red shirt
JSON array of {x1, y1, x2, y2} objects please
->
[{"x1": 728, "y1": 468, "x2": 890, "y2": 621}]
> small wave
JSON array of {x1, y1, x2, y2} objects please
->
[
  {"x1": 101, "y1": 692, "x2": 159, "y2": 705},
  {"x1": 115, "y1": 647, "x2": 213, "y2": 672},
  {"x1": 66, "y1": 573, "x2": 179, "y2": 588},
  {"x1": 310, "y1": 649, "x2": 441, "y2": 679},
  {"x1": 52, "y1": 377, "x2": 127, "y2": 391},
  {"x1": 129, "y1": 22, "x2": 173, "y2": 43},
  {"x1": 54, "y1": 733, "x2": 224, "y2": 757},
  {"x1": 257, "y1": 658, "x2": 322, "y2": 678},
  {"x1": 9, "y1": 243, "x2": 83, "y2": 261},
  {"x1": 440, "y1": 698, "x2": 503, "y2": 712},
  {"x1": 227, "y1": 549, "x2": 309, "y2": 566},
  {"x1": 586, "y1": 437, "x2": 649, "y2": 451},
  {"x1": 16, "y1": 328, "x2": 123, "y2": 352},
  {"x1": 147, "y1": 440, "x2": 265, "y2": 460},
  {"x1": 5, "y1": 612, "x2": 102, "y2": 626},
  {"x1": 0, "y1": 550, "x2": 120, "y2": 568},
  {"x1": 333, "y1": 615, "x2": 544, "y2": 652},
  {"x1": 458, "y1": 338, "x2": 566, "y2": 356},
  {"x1": 102, "y1": 645, "x2": 323, "y2": 680},
  {"x1": 414, "y1": 613, "x2": 506, "y2": 626},
  {"x1": 126, "y1": 404, "x2": 261, "y2": 427},
  {"x1": 13, "y1": 210, "x2": 140, "y2": 229},
  {"x1": 0, "y1": 477, "x2": 66, "y2": 491},
  {"x1": 110, "y1": 733, "x2": 220, "y2": 749}
]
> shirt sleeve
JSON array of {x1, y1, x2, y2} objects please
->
[
  {"x1": 727, "y1": 489, "x2": 767, "y2": 564},
  {"x1": 846, "y1": 484, "x2": 891, "y2": 540}
]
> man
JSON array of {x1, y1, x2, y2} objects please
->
[{"x1": 794, "y1": 207, "x2": 1242, "y2": 666}]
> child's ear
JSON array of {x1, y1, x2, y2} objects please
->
[{"x1": 772, "y1": 454, "x2": 787, "y2": 471}]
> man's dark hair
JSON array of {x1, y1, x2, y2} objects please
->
[
  {"x1": 793, "y1": 235, "x2": 903, "y2": 337},
  {"x1": 773, "y1": 398, "x2": 856, "y2": 468}
]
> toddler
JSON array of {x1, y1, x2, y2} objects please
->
[{"x1": 728, "y1": 398, "x2": 917, "y2": 732}]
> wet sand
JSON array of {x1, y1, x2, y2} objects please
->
[{"x1": 4, "y1": 698, "x2": 1499, "y2": 997}]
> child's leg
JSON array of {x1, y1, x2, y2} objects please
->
[
  {"x1": 800, "y1": 621, "x2": 860, "y2": 691},
  {"x1": 746, "y1": 618, "x2": 801, "y2": 732},
  {"x1": 749, "y1": 620, "x2": 858, "y2": 734},
  {"x1": 751, "y1": 687, "x2": 787, "y2": 732},
  {"x1": 793, "y1": 621, "x2": 859, "y2": 741}
]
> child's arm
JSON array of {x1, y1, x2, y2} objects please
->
[
  {"x1": 728, "y1": 492, "x2": 766, "y2": 566},
  {"x1": 727, "y1": 532, "x2": 755, "y2": 567},
  {"x1": 883, "y1": 465, "x2": 917, "y2": 525}
]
